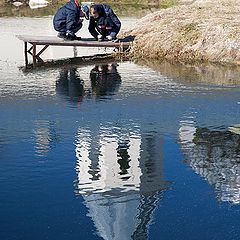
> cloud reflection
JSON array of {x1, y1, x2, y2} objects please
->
[{"x1": 74, "y1": 125, "x2": 169, "y2": 240}]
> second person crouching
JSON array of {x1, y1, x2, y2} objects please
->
[{"x1": 88, "y1": 4, "x2": 121, "y2": 41}]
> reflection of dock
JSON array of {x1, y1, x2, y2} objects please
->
[
  {"x1": 16, "y1": 35, "x2": 132, "y2": 68},
  {"x1": 75, "y1": 126, "x2": 169, "y2": 240}
]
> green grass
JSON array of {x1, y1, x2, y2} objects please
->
[
  {"x1": 159, "y1": 0, "x2": 179, "y2": 8},
  {"x1": 180, "y1": 23, "x2": 200, "y2": 37}
]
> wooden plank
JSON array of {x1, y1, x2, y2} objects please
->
[{"x1": 16, "y1": 35, "x2": 132, "y2": 48}]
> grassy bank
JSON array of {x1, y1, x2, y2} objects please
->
[{"x1": 122, "y1": 0, "x2": 240, "y2": 65}]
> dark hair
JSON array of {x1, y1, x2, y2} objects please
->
[{"x1": 90, "y1": 4, "x2": 105, "y2": 17}]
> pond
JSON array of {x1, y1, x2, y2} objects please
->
[{"x1": 0, "y1": 15, "x2": 240, "y2": 240}]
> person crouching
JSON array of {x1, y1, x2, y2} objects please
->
[
  {"x1": 88, "y1": 4, "x2": 121, "y2": 41},
  {"x1": 53, "y1": 0, "x2": 89, "y2": 41}
]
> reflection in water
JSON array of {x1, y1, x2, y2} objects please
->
[
  {"x1": 34, "y1": 120, "x2": 60, "y2": 157},
  {"x1": 56, "y1": 64, "x2": 121, "y2": 103},
  {"x1": 74, "y1": 126, "x2": 169, "y2": 240},
  {"x1": 56, "y1": 68, "x2": 84, "y2": 102},
  {"x1": 179, "y1": 119, "x2": 240, "y2": 204},
  {"x1": 90, "y1": 64, "x2": 121, "y2": 99},
  {"x1": 137, "y1": 60, "x2": 240, "y2": 86}
]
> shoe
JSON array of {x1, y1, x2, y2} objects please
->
[
  {"x1": 57, "y1": 32, "x2": 66, "y2": 39},
  {"x1": 106, "y1": 35, "x2": 113, "y2": 41},
  {"x1": 97, "y1": 34, "x2": 103, "y2": 41},
  {"x1": 74, "y1": 36, "x2": 82, "y2": 41},
  {"x1": 65, "y1": 34, "x2": 81, "y2": 41}
]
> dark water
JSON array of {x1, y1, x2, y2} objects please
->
[{"x1": 1, "y1": 17, "x2": 240, "y2": 240}]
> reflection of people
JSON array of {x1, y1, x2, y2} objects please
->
[
  {"x1": 53, "y1": 0, "x2": 89, "y2": 40},
  {"x1": 90, "y1": 64, "x2": 121, "y2": 97},
  {"x1": 56, "y1": 68, "x2": 84, "y2": 102},
  {"x1": 88, "y1": 4, "x2": 121, "y2": 41}
]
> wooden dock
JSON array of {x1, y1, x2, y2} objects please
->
[{"x1": 16, "y1": 35, "x2": 132, "y2": 68}]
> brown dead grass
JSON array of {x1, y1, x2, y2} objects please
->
[{"x1": 121, "y1": 0, "x2": 240, "y2": 64}]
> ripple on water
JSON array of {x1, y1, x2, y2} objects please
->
[{"x1": 1, "y1": 16, "x2": 240, "y2": 240}]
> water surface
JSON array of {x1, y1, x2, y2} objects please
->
[{"x1": 1, "y1": 17, "x2": 240, "y2": 240}]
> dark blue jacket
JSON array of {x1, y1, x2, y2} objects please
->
[
  {"x1": 88, "y1": 4, "x2": 121, "y2": 39},
  {"x1": 53, "y1": 0, "x2": 82, "y2": 32}
]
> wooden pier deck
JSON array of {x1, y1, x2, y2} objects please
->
[{"x1": 16, "y1": 35, "x2": 132, "y2": 67}]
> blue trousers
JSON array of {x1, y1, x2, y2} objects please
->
[{"x1": 57, "y1": 21, "x2": 82, "y2": 34}]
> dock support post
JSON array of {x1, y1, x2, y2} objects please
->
[
  {"x1": 120, "y1": 42, "x2": 123, "y2": 53},
  {"x1": 26, "y1": 44, "x2": 49, "y2": 67},
  {"x1": 73, "y1": 46, "x2": 78, "y2": 57},
  {"x1": 24, "y1": 42, "x2": 28, "y2": 68},
  {"x1": 32, "y1": 43, "x2": 36, "y2": 67}
]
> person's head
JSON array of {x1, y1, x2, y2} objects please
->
[{"x1": 90, "y1": 4, "x2": 104, "y2": 19}]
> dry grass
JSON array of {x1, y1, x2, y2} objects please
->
[{"x1": 121, "y1": 0, "x2": 240, "y2": 64}]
